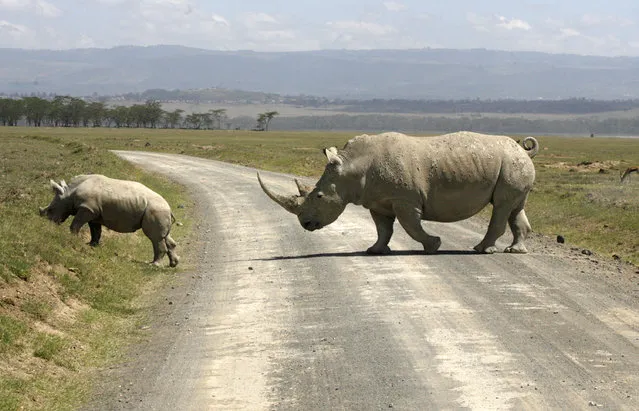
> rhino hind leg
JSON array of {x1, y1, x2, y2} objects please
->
[
  {"x1": 474, "y1": 202, "x2": 513, "y2": 254},
  {"x1": 165, "y1": 234, "x2": 179, "y2": 267},
  {"x1": 504, "y1": 206, "x2": 531, "y2": 254},
  {"x1": 367, "y1": 210, "x2": 395, "y2": 255},
  {"x1": 475, "y1": 188, "x2": 530, "y2": 254},
  {"x1": 394, "y1": 205, "x2": 441, "y2": 254}
]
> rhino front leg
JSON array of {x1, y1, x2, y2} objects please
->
[
  {"x1": 88, "y1": 222, "x2": 102, "y2": 247},
  {"x1": 367, "y1": 210, "x2": 395, "y2": 255},
  {"x1": 394, "y1": 205, "x2": 441, "y2": 254},
  {"x1": 70, "y1": 207, "x2": 96, "y2": 236}
]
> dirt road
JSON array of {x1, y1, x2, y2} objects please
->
[{"x1": 89, "y1": 151, "x2": 639, "y2": 410}]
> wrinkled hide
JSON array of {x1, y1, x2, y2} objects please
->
[
  {"x1": 258, "y1": 131, "x2": 538, "y2": 255},
  {"x1": 40, "y1": 174, "x2": 179, "y2": 267}
]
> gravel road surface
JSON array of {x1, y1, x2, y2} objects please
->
[{"x1": 87, "y1": 151, "x2": 639, "y2": 410}]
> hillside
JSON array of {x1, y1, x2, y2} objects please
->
[{"x1": 1, "y1": 46, "x2": 639, "y2": 99}]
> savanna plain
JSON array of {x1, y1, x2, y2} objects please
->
[{"x1": 0, "y1": 126, "x2": 638, "y2": 410}]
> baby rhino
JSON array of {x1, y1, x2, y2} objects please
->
[{"x1": 40, "y1": 174, "x2": 179, "y2": 267}]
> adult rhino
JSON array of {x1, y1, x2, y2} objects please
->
[
  {"x1": 39, "y1": 174, "x2": 179, "y2": 267},
  {"x1": 258, "y1": 131, "x2": 538, "y2": 254}
]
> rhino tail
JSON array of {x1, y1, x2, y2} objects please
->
[{"x1": 521, "y1": 137, "x2": 539, "y2": 159}]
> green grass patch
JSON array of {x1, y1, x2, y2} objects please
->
[
  {"x1": 33, "y1": 333, "x2": 67, "y2": 362},
  {"x1": 21, "y1": 299, "x2": 53, "y2": 322},
  {"x1": 0, "y1": 314, "x2": 27, "y2": 351}
]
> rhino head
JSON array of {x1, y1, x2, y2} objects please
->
[
  {"x1": 39, "y1": 180, "x2": 73, "y2": 224},
  {"x1": 258, "y1": 147, "x2": 348, "y2": 231}
]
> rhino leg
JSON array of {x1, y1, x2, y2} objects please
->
[
  {"x1": 394, "y1": 205, "x2": 441, "y2": 254},
  {"x1": 504, "y1": 205, "x2": 531, "y2": 254},
  {"x1": 70, "y1": 207, "x2": 96, "y2": 235},
  {"x1": 475, "y1": 187, "x2": 530, "y2": 254},
  {"x1": 367, "y1": 210, "x2": 394, "y2": 255},
  {"x1": 89, "y1": 222, "x2": 102, "y2": 246},
  {"x1": 165, "y1": 234, "x2": 179, "y2": 267},
  {"x1": 474, "y1": 204, "x2": 510, "y2": 254},
  {"x1": 149, "y1": 238, "x2": 167, "y2": 266}
]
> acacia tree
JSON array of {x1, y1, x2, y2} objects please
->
[
  {"x1": 256, "y1": 110, "x2": 279, "y2": 131},
  {"x1": 23, "y1": 97, "x2": 49, "y2": 126},
  {"x1": 164, "y1": 109, "x2": 184, "y2": 128},
  {"x1": 87, "y1": 102, "x2": 107, "y2": 127},
  {"x1": 0, "y1": 98, "x2": 24, "y2": 126},
  {"x1": 210, "y1": 108, "x2": 227, "y2": 129}
]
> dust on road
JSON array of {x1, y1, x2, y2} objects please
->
[{"x1": 86, "y1": 151, "x2": 639, "y2": 410}]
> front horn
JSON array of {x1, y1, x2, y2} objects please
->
[{"x1": 257, "y1": 172, "x2": 304, "y2": 215}]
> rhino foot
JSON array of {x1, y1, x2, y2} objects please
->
[
  {"x1": 422, "y1": 237, "x2": 441, "y2": 254},
  {"x1": 366, "y1": 245, "x2": 391, "y2": 255},
  {"x1": 474, "y1": 244, "x2": 498, "y2": 254},
  {"x1": 505, "y1": 244, "x2": 528, "y2": 254}
]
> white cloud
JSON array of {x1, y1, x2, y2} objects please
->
[
  {"x1": 36, "y1": 0, "x2": 61, "y2": 18},
  {"x1": 383, "y1": 1, "x2": 406, "y2": 12},
  {"x1": 242, "y1": 12, "x2": 278, "y2": 29},
  {"x1": 560, "y1": 28, "x2": 580, "y2": 37},
  {"x1": 496, "y1": 16, "x2": 531, "y2": 31},
  {"x1": 0, "y1": 19, "x2": 37, "y2": 47},
  {"x1": 466, "y1": 12, "x2": 490, "y2": 32},
  {"x1": 0, "y1": 19, "x2": 29, "y2": 36},
  {"x1": 327, "y1": 20, "x2": 396, "y2": 36},
  {"x1": 211, "y1": 13, "x2": 229, "y2": 27},
  {"x1": 0, "y1": 0, "x2": 25, "y2": 10},
  {"x1": 0, "y1": 0, "x2": 60, "y2": 18},
  {"x1": 581, "y1": 14, "x2": 633, "y2": 27},
  {"x1": 77, "y1": 34, "x2": 97, "y2": 48}
]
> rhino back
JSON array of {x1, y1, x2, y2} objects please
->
[{"x1": 73, "y1": 175, "x2": 170, "y2": 233}]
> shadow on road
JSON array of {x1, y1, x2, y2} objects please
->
[{"x1": 255, "y1": 249, "x2": 478, "y2": 261}]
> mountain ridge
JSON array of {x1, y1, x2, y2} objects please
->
[{"x1": 1, "y1": 45, "x2": 638, "y2": 99}]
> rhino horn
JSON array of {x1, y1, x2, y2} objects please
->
[
  {"x1": 294, "y1": 179, "x2": 314, "y2": 197},
  {"x1": 257, "y1": 172, "x2": 303, "y2": 215},
  {"x1": 50, "y1": 180, "x2": 64, "y2": 195},
  {"x1": 39, "y1": 206, "x2": 46, "y2": 216}
]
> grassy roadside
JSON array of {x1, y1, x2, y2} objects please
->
[
  {"x1": 0, "y1": 132, "x2": 192, "y2": 410},
  {"x1": 0, "y1": 127, "x2": 637, "y2": 409}
]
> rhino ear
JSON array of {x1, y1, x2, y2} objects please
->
[
  {"x1": 50, "y1": 180, "x2": 64, "y2": 195},
  {"x1": 323, "y1": 147, "x2": 343, "y2": 166},
  {"x1": 294, "y1": 179, "x2": 313, "y2": 197}
]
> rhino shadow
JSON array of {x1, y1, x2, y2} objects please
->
[{"x1": 257, "y1": 249, "x2": 478, "y2": 261}]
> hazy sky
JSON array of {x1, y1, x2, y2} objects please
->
[{"x1": 1, "y1": 0, "x2": 638, "y2": 56}]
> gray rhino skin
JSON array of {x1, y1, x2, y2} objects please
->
[
  {"x1": 258, "y1": 131, "x2": 538, "y2": 254},
  {"x1": 39, "y1": 174, "x2": 179, "y2": 267}
]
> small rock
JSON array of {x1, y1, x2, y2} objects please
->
[
  {"x1": 582, "y1": 249, "x2": 593, "y2": 256},
  {"x1": 556, "y1": 235, "x2": 565, "y2": 244},
  {"x1": 612, "y1": 254, "x2": 621, "y2": 260},
  {"x1": 248, "y1": 266, "x2": 253, "y2": 271}
]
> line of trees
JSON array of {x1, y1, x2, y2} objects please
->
[{"x1": 0, "y1": 96, "x2": 279, "y2": 130}]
